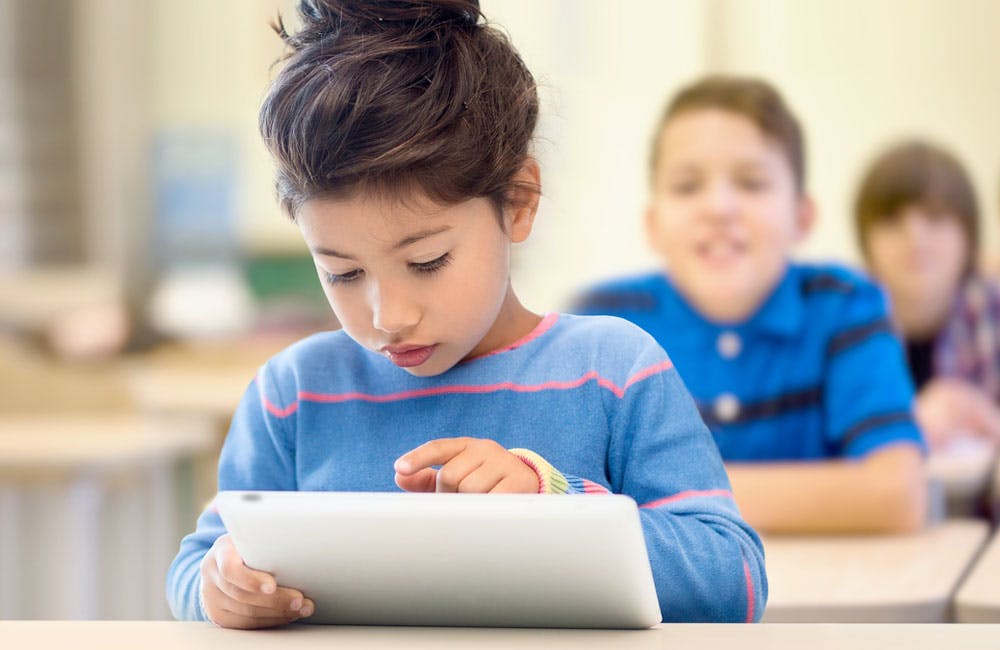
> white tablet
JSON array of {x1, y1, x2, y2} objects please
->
[{"x1": 215, "y1": 490, "x2": 661, "y2": 628}]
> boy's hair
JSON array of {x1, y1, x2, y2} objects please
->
[
  {"x1": 260, "y1": 0, "x2": 539, "y2": 219},
  {"x1": 854, "y1": 141, "x2": 980, "y2": 272},
  {"x1": 649, "y1": 75, "x2": 806, "y2": 192}
]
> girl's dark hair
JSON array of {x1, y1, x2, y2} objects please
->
[
  {"x1": 854, "y1": 140, "x2": 979, "y2": 274},
  {"x1": 259, "y1": 0, "x2": 539, "y2": 220},
  {"x1": 650, "y1": 75, "x2": 806, "y2": 193}
]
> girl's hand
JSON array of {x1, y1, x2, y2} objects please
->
[
  {"x1": 394, "y1": 437, "x2": 539, "y2": 493},
  {"x1": 200, "y1": 533, "x2": 315, "y2": 629}
]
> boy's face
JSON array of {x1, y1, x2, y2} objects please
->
[
  {"x1": 297, "y1": 193, "x2": 525, "y2": 377},
  {"x1": 646, "y1": 108, "x2": 813, "y2": 323},
  {"x1": 865, "y1": 204, "x2": 968, "y2": 320}
]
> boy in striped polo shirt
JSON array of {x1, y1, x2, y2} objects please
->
[{"x1": 574, "y1": 76, "x2": 927, "y2": 534}]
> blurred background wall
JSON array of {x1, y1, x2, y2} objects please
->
[{"x1": 4, "y1": 0, "x2": 999, "y2": 321}]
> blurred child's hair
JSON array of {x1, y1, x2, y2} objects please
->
[
  {"x1": 259, "y1": 0, "x2": 539, "y2": 220},
  {"x1": 649, "y1": 75, "x2": 806, "y2": 192},
  {"x1": 854, "y1": 141, "x2": 980, "y2": 273}
]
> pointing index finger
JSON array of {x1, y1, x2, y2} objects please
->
[{"x1": 394, "y1": 438, "x2": 468, "y2": 475}]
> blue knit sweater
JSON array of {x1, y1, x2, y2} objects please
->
[{"x1": 167, "y1": 313, "x2": 767, "y2": 622}]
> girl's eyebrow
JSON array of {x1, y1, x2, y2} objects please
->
[
  {"x1": 310, "y1": 226, "x2": 453, "y2": 259},
  {"x1": 392, "y1": 226, "x2": 452, "y2": 250},
  {"x1": 310, "y1": 245, "x2": 355, "y2": 260}
]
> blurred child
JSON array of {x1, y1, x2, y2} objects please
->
[
  {"x1": 166, "y1": 1, "x2": 766, "y2": 628},
  {"x1": 574, "y1": 76, "x2": 926, "y2": 534},
  {"x1": 854, "y1": 141, "x2": 1000, "y2": 451}
]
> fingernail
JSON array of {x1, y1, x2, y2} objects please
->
[
  {"x1": 261, "y1": 582, "x2": 276, "y2": 594},
  {"x1": 290, "y1": 598, "x2": 302, "y2": 610},
  {"x1": 300, "y1": 603, "x2": 314, "y2": 617},
  {"x1": 394, "y1": 459, "x2": 410, "y2": 473}
]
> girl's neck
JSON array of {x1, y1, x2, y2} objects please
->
[{"x1": 466, "y1": 286, "x2": 541, "y2": 359}]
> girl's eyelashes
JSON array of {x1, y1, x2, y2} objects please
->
[
  {"x1": 409, "y1": 252, "x2": 452, "y2": 274},
  {"x1": 322, "y1": 253, "x2": 452, "y2": 286},
  {"x1": 324, "y1": 269, "x2": 363, "y2": 285}
]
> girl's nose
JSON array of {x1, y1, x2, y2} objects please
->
[{"x1": 370, "y1": 281, "x2": 420, "y2": 334}]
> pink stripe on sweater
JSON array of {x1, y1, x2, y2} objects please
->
[
  {"x1": 260, "y1": 359, "x2": 674, "y2": 416},
  {"x1": 624, "y1": 359, "x2": 674, "y2": 389},
  {"x1": 581, "y1": 479, "x2": 610, "y2": 494},
  {"x1": 464, "y1": 312, "x2": 560, "y2": 362},
  {"x1": 638, "y1": 488, "x2": 734, "y2": 510},
  {"x1": 263, "y1": 398, "x2": 299, "y2": 418},
  {"x1": 743, "y1": 558, "x2": 756, "y2": 623}
]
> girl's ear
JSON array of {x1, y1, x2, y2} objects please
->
[
  {"x1": 794, "y1": 194, "x2": 817, "y2": 243},
  {"x1": 506, "y1": 157, "x2": 541, "y2": 243}
]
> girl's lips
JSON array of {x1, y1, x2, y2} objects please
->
[{"x1": 383, "y1": 344, "x2": 438, "y2": 368}]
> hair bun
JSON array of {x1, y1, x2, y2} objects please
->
[{"x1": 288, "y1": 0, "x2": 480, "y2": 46}]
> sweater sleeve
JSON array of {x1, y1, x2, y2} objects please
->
[
  {"x1": 165, "y1": 364, "x2": 297, "y2": 621},
  {"x1": 606, "y1": 344, "x2": 767, "y2": 623},
  {"x1": 508, "y1": 448, "x2": 609, "y2": 494}
]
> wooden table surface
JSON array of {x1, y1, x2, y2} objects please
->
[
  {"x1": 1, "y1": 622, "x2": 999, "y2": 650},
  {"x1": 762, "y1": 519, "x2": 990, "y2": 622},
  {"x1": 955, "y1": 529, "x2": 1000, "y2": 623}
]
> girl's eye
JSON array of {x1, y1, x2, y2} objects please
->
[
  {"x1": 325, "y1": 269, "x2": 363, "y2": 285},
  {"x1": 409, "y1": 252, "x2": 452, "y2": 274}
]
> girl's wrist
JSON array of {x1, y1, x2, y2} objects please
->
[{"x1": 507, "y1": 448, "x2": 570, "y2": 494}]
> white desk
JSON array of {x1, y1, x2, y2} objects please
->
[
  {"x1": 0, "y1": 622, "x2": 998, "y2": 650},
  {"x1": 955, "y1": 530, "x2": 1000, "y2": 622},
  {"x1": 124, "y1": 337, "x2": 301, "y2": 422},
  {"x1": 124, "y1": 339, "x2": 298, "y2": 508},
  {"x1": 762, "y1": 520, "x2": 990, "y2": 622},
  {"x1": 0, "y1": 414, "x2": 215, "y2": 620},
  {"x1": 0, "y1": 267, "x2": 121, "y2": 332}
]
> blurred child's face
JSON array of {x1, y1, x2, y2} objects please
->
[
  {"x1": 864, "y1": 204, "x2": 968, "y2": 327},
  {"x1": 646, "y1": 109, "x2": 813, "y2": 323},
  {"x1": 297, "y1": 193, "x2": 529, "y2": 377}
]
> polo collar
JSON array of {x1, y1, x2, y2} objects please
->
[
  {"x1": 744, "y1": 264, "x2": 803, "y2": 338},
  {"x1": 660, "y1": 264, "x2": 803, "y2": 338}
]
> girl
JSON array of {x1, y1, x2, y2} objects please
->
[{"x1": 166, "y1": 1, "x2": 765, "y2": 628}]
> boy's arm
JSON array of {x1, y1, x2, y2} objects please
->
[{"x1": 726, "y1": 443, "x2": 926, "y2": 534}]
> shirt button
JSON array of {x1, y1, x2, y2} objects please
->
[
  {"x1": 717, "y1": 331, "x2": 742, "y2": 359},
  {"x1": 714, "y1": 393, "x2": 741, "y2": 423}
]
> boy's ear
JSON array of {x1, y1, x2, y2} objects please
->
[
  {"x1": 794, "y1": 194, "x2": 817, "y2": 243},
  {"x1": 507, "y1": 157, "x2": 541, "y2": 243}
]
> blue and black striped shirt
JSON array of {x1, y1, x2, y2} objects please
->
[{"x1": 572, "y1": 263, "x2": 925, "y2": 462}]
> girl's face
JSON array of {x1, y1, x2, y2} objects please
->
[
  {"x1": 865, "y1": 204, "x2": 969, "y2": 321},
  {"x1": 297, "y1": 191, "x2": 534, "y2": 377},
  {"x1": 646, "y1": 109, "x2": 814, "y2": 323}
]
